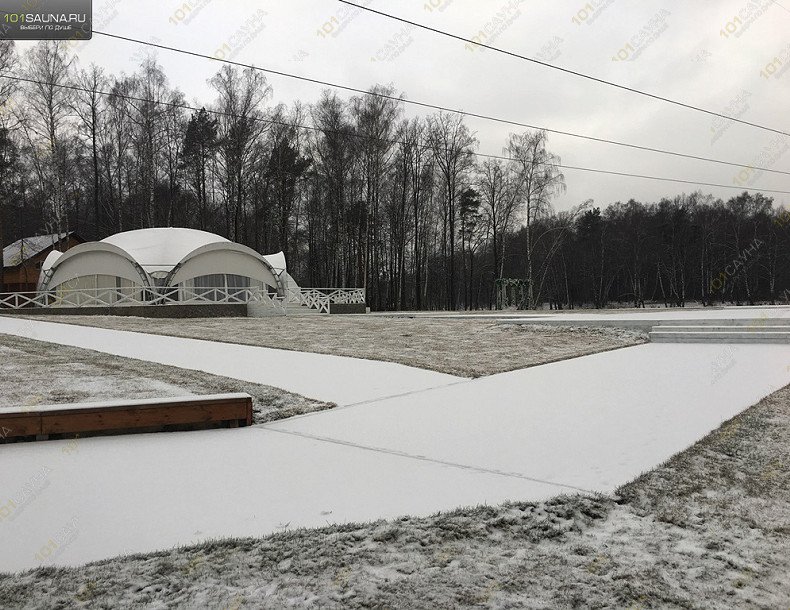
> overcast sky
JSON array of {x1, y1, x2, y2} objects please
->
[{"x1": 17, "y1": 0, "x2": 790, "y2": 211}]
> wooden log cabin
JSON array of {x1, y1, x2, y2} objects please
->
[{"x1": 1, "y1": 232, "x2": 84, "y2": 292}]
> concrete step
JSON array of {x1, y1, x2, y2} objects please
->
[
  {"x1": 655, "y1": 325, "x2": 790, "y2": 333},
  {"x1": 656, "y1": 318, "x2": 790, "y2": 327},
  {"x1": 649, "y1": 328, "x2": 790, "y2": 344}
]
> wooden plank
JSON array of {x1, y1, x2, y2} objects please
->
[
  {"x1": 1, "y1": 394, "x2": 253, "y2": 442},
  {"x1": 0, "y1": 414, "x2": 42, "y2": 439},
  {"x1": 42, "y1": 402, "x2": 248, "y2": 434}
]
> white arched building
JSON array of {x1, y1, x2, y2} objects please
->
[{"x1": 38, "y1": 228, "x2": 291, "y2": 304}]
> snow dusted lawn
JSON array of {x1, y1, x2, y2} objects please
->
[
  {"x1": 3, "y1": 385, "x2": 789, "y2": 608},
  {"x1": 28, "y1": 314, "x2": 647, "y2": 377},
  {"x1": 0, "y1": 317, "x2": 459, "y2": 405},
  {"x1": 1, "y1": 319, "x2": 787, "y2": 578},
  {"x1": 1, "y1": 313, "x2": 788, "y2": 607},
  {"x1": 0, "y1": 334, "x2": 332, "y2": 424}
]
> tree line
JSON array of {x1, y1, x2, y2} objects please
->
[{"x1": 0, "y1": 40, "x2": 788, "y2": 309}]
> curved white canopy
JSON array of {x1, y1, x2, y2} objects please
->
[
  {"x1": 41, "y1": 242, "x2": 151, "y2": 290},
  {"x1": 102, "y1": 228, "x2": 230, "y2": 276},
  {"x1": 40, "y1": 228, "x2": 287, "y2": 294},
  {"x1": 166, "y1": 241, "x2": 282, "y2": 292}
]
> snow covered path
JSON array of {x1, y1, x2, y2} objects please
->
[
  {"x1": 268, "y1": 342, "x2": 790, "y2": 493},
  {"x1": 1, "y1": 316, "x2": 789, "y2": 573},
  {"x1": 0, "y1": 426, "x2": 565, "y2": 574},
  {"x1": 0, "y1": 317, "x2": 460, "y2": 406}
]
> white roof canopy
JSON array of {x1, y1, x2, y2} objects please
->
[
  {"x1": 101, "y1": 228, "x2": 230, "y2": 276},
  {"x1": 40, "y1": 228, "x2": 287, "y2": 295}
]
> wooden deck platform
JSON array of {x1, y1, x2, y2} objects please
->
[{"x1": 0, "y1": 393, "x2": 253, "y2": 443}]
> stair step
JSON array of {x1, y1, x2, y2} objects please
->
[
  {"x1": 651, "y1": 325, "x2": 790, "y2": 332},
  {"x1": 657, "y1": 318, "x2": 790, "y2": 327},
  {"x1": 649, "y1": 330, "x2": 790, "y2": 344}
]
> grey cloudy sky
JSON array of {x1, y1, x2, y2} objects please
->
[{"x1": 19, "y1": 0, "x2": 790, "y2": 211}]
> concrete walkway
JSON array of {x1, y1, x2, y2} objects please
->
[
  {"x1": 1, "y1": 315, "x2": 788, "y2": 573},
  {"x1": 0, "y1": 316, "x2": 460, "y2": 406}
]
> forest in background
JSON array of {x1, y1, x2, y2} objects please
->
[{"x1": 1, "y1": 40, "x2": 789, "y2": 310}]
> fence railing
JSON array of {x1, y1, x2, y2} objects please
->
[
  {"x1": 285, "y1": 287, "x2": 366, "y2": 314},
  {"x1": 0, "y1": 286, "x2": 285, "y2": 312},
  {"x1": 0, "y1": 286, "x2": 366, "y2": 314}
]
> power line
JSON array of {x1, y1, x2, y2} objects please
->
[
  {"x1": 2, "y1": 72, "x2": 788, "y2": 195},
  {"x1": 86, "y1": 29, "x2": 790, "y2": 179},
  {"x1": 336, "y1": 0, "x2": 790, "y2": 138}
]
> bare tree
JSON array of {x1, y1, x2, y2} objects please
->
[
  {"x1": 427, "y1": 112, "x2": 477, "y2": 310},
  {"x1": 128, "y1": 56, "x2": 170, "y2": 227},
  {"x1": 210, "y1": 65, "x2": 271, "y2": 241},
  {"x1": 478, "y1": 158, "x2": 519, "y2": 280},
  {"x1": 22, "y1": 41, "x2": 74, "y2": 238},
  {"x1": 507, "y1": 130, "x2": 566, "y2": 308},
  {"x1": 0, "y1": 39, "x2": 17, "y2": 291},
  {"x1": 106, "y1": 76, "x2": 134, "y2": 232},
  {"x1": 351, "y1": 84, "x2": 402, "y2": 309},
  {"x1": 71, "y1": 64, "x2": 107, "y2": 238}
]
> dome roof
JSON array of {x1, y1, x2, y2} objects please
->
[{"x1": 101, "y1": 228, "x2": 229, "y2": 275}]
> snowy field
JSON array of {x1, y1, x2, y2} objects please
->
[
  {"x1": 24, "y1": 314, "x2": 647, "y2": 376},
  {"x1": 1, "y1": 314, "x2": 789, "y2": 576}
]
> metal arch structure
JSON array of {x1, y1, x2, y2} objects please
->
[
  {"x1": 38, "y1": 241, "x2": 153, "y2": 291},
  {"x1": 495, "y1": 278, "x2": 529, "y2": 310},
  {"x1": 163, "y1": 241, "x2": 285, "y2": 296}
]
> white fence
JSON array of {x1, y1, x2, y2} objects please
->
[
  {"x1": 285, "y1": 287, "x2": 366, "y2": 314},
  {"x1": 0, "y1": 286, "x2": 366, "y2": 315}
]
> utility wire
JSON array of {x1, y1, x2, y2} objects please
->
[
  {"x1": 86, "y1": 29, "x2": 790, "y2": 178},
  {"x1": 2, "y1": 72, "x2": 788, "y2": 195},
  {"x1": 336, "y1": 0, "x2": 790, "y2": 138}
]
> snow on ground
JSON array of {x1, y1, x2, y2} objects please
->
[
  {"x1": 1, "y1": 314, "x2": 788, "y2": 574},
  {"x1": 267, "y1": 342, "x2": 790, "y2": 494},
  {"x1": 0, "y1": 334, "x2": 332, "y2": 424},
  {"x1": 0, "y1": 317, "x2": 460, "y2": 405},
  {"x1": 20, "y1": 314, "x2": 647, "y2": 376},
  {"x1": 0, "y1": 425, "x2": 563, "y2": 574},
  {"x1": 3, "y1": 385, "x2": 789, "y2": 608}
]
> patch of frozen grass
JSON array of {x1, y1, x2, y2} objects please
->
[
  {"x1": 35, "y1": 316, "x2": 647, "y2": 377},
  {"x1": 0, "y1": 334, "x2": 333, "y2": 423}
]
